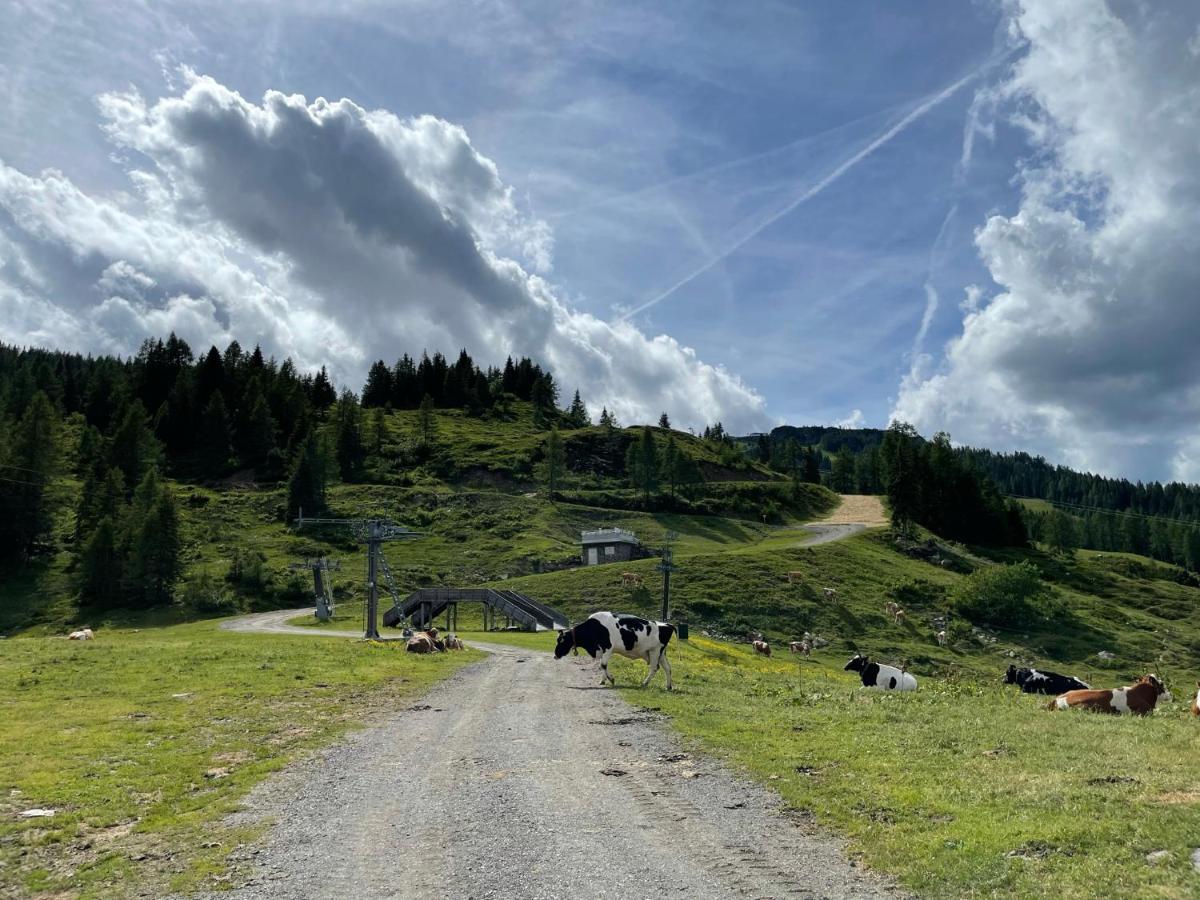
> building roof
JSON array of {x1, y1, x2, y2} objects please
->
[{"x1": 580, "y1": 527, "x2": 639, "y2": 546}]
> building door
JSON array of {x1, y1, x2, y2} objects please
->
[{"x1": 587, "y1": 548, "x2": 598, "y2": 565}]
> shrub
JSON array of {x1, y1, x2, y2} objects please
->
[
  {"x1": 181, "y1": 570, "x2": 241, "y2": 615},
  {"x1": 885, "y1": 577, "x2": 947, "y2": 611},
  {"x1": 951, "y1": 561, "x2": 1058, "y2": 628}
]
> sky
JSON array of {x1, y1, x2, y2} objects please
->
[{"x1": 1, "y1": 0, "x2": 1198, "y2": 482}]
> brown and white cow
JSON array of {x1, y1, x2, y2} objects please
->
[
  {"x1": 789, "y1": 640, "x2": 811, "y2": 657},
  {"x1": 1191, "y1": 681, "x2": 1200, "y2": 718},
  {"x1": 620, "y1": 572, "x2": 643, "y2": 588},
  {"x1": 752, "y1": 640, "x2": 771, "y2": 657},
  {"x1": 1049, "y1": 674, "x2": 1171, "y2": 716}
]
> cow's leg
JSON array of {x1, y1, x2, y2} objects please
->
[
  {"x1": 641, "y1": 650, "x2": 660, "y2": 687},
  {"x1": 598, "y1": 648, "x2": 615, "y2": 686},
  {"x1": 659, "y1": 649, "x2": 673, "y2": 691}
]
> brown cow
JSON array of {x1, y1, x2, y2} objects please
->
[
  {"x1": 1050, "y1": 674, "x2": 1171, "y2": 716},
  {"x1": 1191, "y1": 682, "x2": 1200, "y2": 718},
  {"x1": 786, "y1": 571, "x2": 804, "y2": 584},
  {"x1": 752, "y1": 640, "x2": 771, "y2": 657},
  {"x1": 620, "y1": 572, "x2": 643, "y2": 588},
  {"x1": 789, "y1": 640, "x2": 811, "y2": 657},
  {"x1": 405, "y1": 634, "x2": 435, "y2": 654}
]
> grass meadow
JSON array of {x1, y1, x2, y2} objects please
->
[{"x1": 0, "y1": 622, "x2": 480, "y2": 898}]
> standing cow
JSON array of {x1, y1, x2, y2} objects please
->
[
  {"x1": 844, "y1": 654, "x2": 917, "y2": 691},
  {"x1": 555, "y1": 612, "x2": 674, "y2": 690},
  {"x1": 1004, "y1": 665, "x2": 1089, "y2": 695}
]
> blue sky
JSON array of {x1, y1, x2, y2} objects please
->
[{"x1": 2, "y1": 1, "x2": 1199, "y2": 481}]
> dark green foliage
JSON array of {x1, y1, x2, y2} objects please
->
[
  {"x1": 566, "y1": 390, "x2": 589, "y2": 428},
  {"x1": 180, "y1": 569, "x2": 239, "y2": 615},
  {"x1": 333, "y1": 390, "x2": 366, "y2": 481},
  {"x1": 286, "y1": 433, "x2": 327, "y2": 520},
  {"x1": 660, "y1": 412, "x2": 672, "y2": 430},
  {"x1": 626, "y1": 425, "x2": 659, "y2": 506},
  {"x1": 541, "y1": 427, "x2": 566, "y2": 497},
  {"x1": 237, "y1": 388, "x2": 277, "y2": 467},
  {"x1": 109, "y1": 401, "x2": 161, "y2": 490},
  {"x1": 120, "y1": 471, "x2": 182, "y2": 608},
  {"x1": 76, "y1": 466, "x2": 125, "y2": 542},
  {"x1": 530, "y1": 373, "x2": 559, "y2": 427},
  {"x1": 416, "y1": 394, "x2": 437, "y2": 450},
  {"x1": 802, "y1": 445, "x2": 821, "y2": 484},
  {"x1": 0, "y1": 391, "x2": 57, "y2": 559},
  {"x1": 77, "y1": 517, "x2": 121, "y2": 608},
  {"x1": 952, "y1": 561, "x2": 1058, "y2": 628},
  {"x1": 200, "y1": 393, "x2": 234, "y2": 475},
  {"x1": 361, "y1": 360, "x2": 394, "y2": 408},
  {"x1": 830, "y1": 447, "x2": 856, "y2": 492}
]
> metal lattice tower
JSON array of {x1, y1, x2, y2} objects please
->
[{"x1": 294, "y1": 511, "x2": 424, "y2": 639}]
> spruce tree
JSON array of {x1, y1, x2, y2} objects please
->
[
  {"x1": 239, "y1": 391, "x2": 277, "y2": 466},
  {"x1": 626, "y1": 425, "x2": 659, "y2": 507},
  {"x1": 567, "y1": 390, "x2": 589, "y2": 428},
  {"x1": 659, "y1": 412, "x2": 671, "y2": 430},
  {"x1": 123, "y1": 483, "x2": 181, "y2": 607},
  {"x1": 541, "y1": 427, "x2": 566, "y2": 498},
  {"x1": 334, "y1": 390, "x2": 366, "y2": 481},
  {"x1": 417, "y1": 394, "x2": 437, "y2": 449},
  {"x1": 109, "y1": 401, "x2": 161, "y2": 489},
  {"x1": 361, "y1": 361, "x2": 394, "y2": 408},
  {"x1": 77, "y1": 517, "x2": 121, "y2": 609},
  {"x1": 0, "y1": 391, "x2": 57, "y2": 558},
  {"x1": 200, "y1": 393, "x2": 234, "y2": 475},
  {"x1": 286, "y1": 434, "x2": 327, "y2": 520}
]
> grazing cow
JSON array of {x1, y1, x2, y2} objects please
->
[
  {"x1": 405, "y1": 634, "x2": 435, "y2": 653},
  {"x1": 620, "y1": 572, "x2": 643, "y2": 588},
  {"x1": 1004, "y1": 665, "x2": 1090, "y2": 695},
  {"x1": 883, "y1": 601, "x2": 899, "y2": 616},
  {"x1": 786, "y1": 571, "x2": 804, "y2": 584},
  {"x1": 67, "y1": 628, "x2": 94, "y2": 641},
  {"x1": 1050, "y1": 674, "x2": 1170, "y2": 716},
  {"x1": 555, "y1": 612, "x2": 674, "y2": 690},
  {"x1": 844, "y1": 654, "x2": 917, "y2": 691},
  {"x1": 935, "y1": 630, "x2": 947, "y2": 647},
  {"x1": 822, "y1": 587, "x2": 838, "y2": 601},
  {"x1": 789, "y1": 640, "x2": 811, "y2": 657},
  {"x1": 752, "y1": 640, "x2": 771, "y2": 657},
  {"x1": 893, "y1": 608, "x2": 906, "y2": 625}
]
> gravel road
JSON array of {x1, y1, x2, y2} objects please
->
[{"x1": 204, "y1": 627, "x2": 899, "y2": 899}]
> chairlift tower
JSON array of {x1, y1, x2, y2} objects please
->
[
  {"x1": 288, "y1": 558, "x2": 340, "y2": 620},
  {"x1": 294, "y1": 511, "x2": 424, "y2": 639},
  {"x1": 657, "y1": 530, "x2": 680, "y2": 622}
]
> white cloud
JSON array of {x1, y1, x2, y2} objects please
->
[
  {"x1": 893, "y1": 0, "x2": 1200, "y2": 481},
  {"x1": 0, "y1": 73, "x2": 767, "y2": 431},
  {"x1": 835, "y1": 408, "x2": 865, "y2": 429}
]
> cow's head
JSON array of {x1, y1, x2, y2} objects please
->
[
  {"x1": 554, "y1": 628, "x2": 575, "y2": 659},
  {"x1": 844, "y1": 654, "x2": 867, "y2": 673},
  {"x1": 1004, "y1": 665, "x2": 1018, "y2": 684},
  {"x1": 1144, "y1": 674, "x2": 1171, "y2": 702}
]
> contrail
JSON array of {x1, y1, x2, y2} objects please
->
[
  {"x1": 547, "y1": 103, "x2": 899, "y2": 223},
  {"x1": 620, "y1": 62, "x2": 992, "y2": 322}
]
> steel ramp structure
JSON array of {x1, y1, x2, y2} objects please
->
[{"x1": 383, "y1": 588, "x2": 569, "y2": 632}]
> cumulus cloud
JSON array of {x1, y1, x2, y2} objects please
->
[
  {"x1": 893, "y1": 0, "x2": 1200, "y2": 481},
  {"x1": 0, "y1": 72, "x2": 766, "y2": 431}
]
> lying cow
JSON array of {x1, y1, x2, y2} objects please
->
[
  {"x1": 405, "y1": 634, "x2": 435, "y2": 653},
  {"x1": 844, "y1": 654, "x2": 917, "y2": 691},
  {"x1": 67, "y1": 628, "x2": 94, "y2": 641},
  {"x1": 1004, "y1": 665, "x2": 1089, "y2": 695},
  {"x1": 444, "y1": 634, "x2": 465, "y2": 651},
  {"x1": 555, "y1": 612, "x2": 674, "y2": 690},
  {"x1": 1050, "y1": 674, "x2": 1170, "y2": 716}
]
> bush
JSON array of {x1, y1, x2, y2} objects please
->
[
  {"x1": 227, "y1": 547, "x2": 269, "y2": 591},
  {"x1": 952, "y1": 561, "x2": 1058, "y2": 627},
  {"x1": 181, "y1": 570, "x2": 241, "y2": 615},
  {"x1": 885, "y1": 577, "x2": 947, "y2": 611}
]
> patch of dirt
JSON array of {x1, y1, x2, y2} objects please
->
[
  {"x1": 1155, "y1": 790, "x2": 1200, "y2": 804},
  {"x1": 1087, "y1": 775, "x2": 1139, "y2": 786},
  {"x1": 818, "y1": 495, "x2": 888, "y2": 526}
]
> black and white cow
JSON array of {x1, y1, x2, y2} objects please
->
[
  {"x1": 1004, "y1": 665, "x2": 1089, "y2": 695},
  {"x1": 844, "y1": 654, "x2": 917, "y2": 691},
  {"x1": 555, "y1": 612, "x2": 674, "y2": 690}
]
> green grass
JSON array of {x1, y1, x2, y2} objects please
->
[
  {"x1": 473, "y1": 629, "x2": 1200, "y2": 898},
  {"x1": 0, "y1": 621, "x2": 480, "y2": 898}
]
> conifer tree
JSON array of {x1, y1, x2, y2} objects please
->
[
  {"x1": 361, "y1": 360, "x2": 394, "y2": 408},
  {"x1": 334, "y1": 390, "x2": 366, "y2": 481},
  {"x1": 626, "y1": 425, "x2": 659, "y2": 506},
  {"x1": 567, "y1": 390, "x2": 589, "y2": 428},
  {"x1": 123, "y1": 481, "x2": 181, "y2": 607},
  {"x1": 541, "y1": 427, "x2": 566, "y2": 498},
  {"x1": 0, "y1": 391, "x2": 57, "y2": 558},
  {"x1": 239, "y1": 390, "x2": 276, "y2": 466},
  {"x1": 200, "y1": 392, "x2": 234, "y2": 475},
  {"x1": 77, "y1": 517, "x2": 121, "y2": 609},
  {"x1": 659, "y1": 412, "x2": 671, "y2": 430},
  {"x1": 286, "y1": 433, "x2": 327, "y2": 519},
  {"x1": 109, "y1": 400, "x2": 161, "y2": 489},
  {"x1": 417, "y1": 394, "x2": 437, "y2": 449}
]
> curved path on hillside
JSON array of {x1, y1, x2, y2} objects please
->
[{"x1": 213, "y1": 613, "x2": 898, "y2": 899}]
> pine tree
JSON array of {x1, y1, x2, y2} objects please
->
[
  {"x1": 541, "y1": 427, "x2": 566, "y2": 499},
  {"x1": 662, "y1": 435, "x2": 680, "y2": 501},
  {"x1": 659, "y1": 412, "x2": 671, "y2": 430},
  {"x1": 239, "y1": 390, "x2": 276, "y2": 466},
  {"x1": 802, "y1": 446, "x2": 821, "y2": 484},
  {"x1": 77, "y1": 517, "x2": 121, "y2": 608},
  {"x1": 369, "y1": 407, "x2": 388, "y2": 456},
  {"x1": 286, "y1": 433, "x2": 327, "y2": 520},
  {"x1": 200, "y1": 393, "x2": 234, "y2": 475},
  {"x1": 626, "y1": 425, "x2": 659, "y2": 506},
  {"x1": 0, "y1": 391, "x2": 57, "y2": 558},
  {"x1": 531, "y1": 373, "x2": 559, "y2": 428},
  {"x1": 109, "y1": 401, "x2": 161, "y2": 489},
  {"x1": 76, "y1": 466, "x2": 125, "y2": 541},
  {"x1": 361, "y1": 360, "x2": 394, "y2": 408},
  {"x1": 567, "y1": 390, "x2": 589, "y2": 428},
  {"x1": 310, "y1": 366, "x2": 337, "y2": 410},
  {"x1": 831, "y1": 447, "x2": 856, "y2": 493},
  {"x1": 123, "y1": 480, "x2": 181, "y2": 607},
  {"x1": 881, "y1": 423, "x2": 921, "y2": 532},
  {"x1": 334, "y1": 390, "x2": 366, "y2": 481}
]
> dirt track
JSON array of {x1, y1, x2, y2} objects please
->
[{"x1": 208, "y1": 618, "x2": 899, "y2": 899}]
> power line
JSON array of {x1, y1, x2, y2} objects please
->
[{"x1": 1008, "y1": 494, "x2": 1200, "y2": 529}]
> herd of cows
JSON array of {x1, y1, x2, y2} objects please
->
[{"x1": 552, "y1": 612, "x2": 1200, "y2": 719}]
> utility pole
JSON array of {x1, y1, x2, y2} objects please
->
[{"x1": 656, "y1": 530, "x2": 679, "y2": 622}]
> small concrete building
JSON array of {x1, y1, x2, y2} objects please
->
[{"x1": 580, "y1": 527, "x2": 639, "y2": 566}]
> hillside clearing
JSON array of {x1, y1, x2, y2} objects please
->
[{"x1": 818, "y1": 494, "x2": 889, "y2": 526}]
